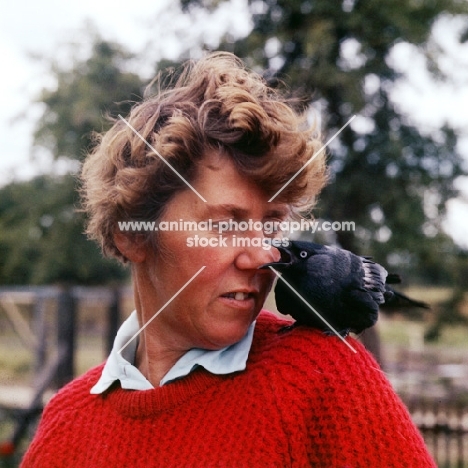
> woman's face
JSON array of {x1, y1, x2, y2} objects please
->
[{"x1": 136, "y1": 152, "x2": 288, "y2": 352}]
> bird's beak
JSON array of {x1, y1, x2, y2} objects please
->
[{"x1": 258, "y1": 245, "x2": 293, "y2": 270}]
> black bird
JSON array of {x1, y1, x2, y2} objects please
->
[
  {"x1": 381, "y1": 273, "x2": 430, "y2": 315},
  {"x1": 259, "y1": 240, "x2": 422, "y2": 336}
]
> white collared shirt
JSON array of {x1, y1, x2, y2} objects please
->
[{"x1": 90, "y1": 311, "x2": 255, "y2": 393}]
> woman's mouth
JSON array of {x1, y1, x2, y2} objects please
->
[{"x1": 221, "y1": 292, "x2": 254, "y2": 301}]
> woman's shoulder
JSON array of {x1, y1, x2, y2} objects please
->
[
  {"x1": 43, "y1": 363, "x2": 106, "y2": 414},
  {"x1": 252, "y1": 311, "x2": 408, "y2": 426},
  {"x1": 253, "y1": 310, "x2": 383, "y2": 384},
  {"x1": 252, "y1": 313, "x2": 436, "y2": 467},
  {"x1": 254, "y1": 309, "x2": 370, "y2": 359}
]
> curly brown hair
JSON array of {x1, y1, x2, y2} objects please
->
[{"x1": 81, "y1": 52, "x2": 327, "y2": 261}]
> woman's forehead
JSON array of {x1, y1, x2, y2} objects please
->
[{"x1": 193, "y1": 158, "x2": 287, "y2": 208}]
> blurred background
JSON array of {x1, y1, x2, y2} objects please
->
[{"x1": 1, "y1": 0, "x2": 468, "y2": 465}]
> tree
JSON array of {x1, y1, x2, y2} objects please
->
[
  {"x1": 181, "y1": 0, "x2": 468, "y2": 282},
  {"x1": 0, "y1": 30, "x2": 148, "y2": 285},
  {"x1": 0, "y1": 175, "x2": 127, "y2": 285},
  {"x1": 33, "y1": 28, "x2": 144, "y2": 163}
]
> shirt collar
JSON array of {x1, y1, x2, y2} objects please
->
[{"x1": 90, "y1": 311, "x2": 255, "y2": 394}]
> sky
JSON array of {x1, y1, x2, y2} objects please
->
[
  {"x1": 0, "y1": 0, "x2": 468, "y2": 247},
  {"x1": 0, "y1": 0, "x2": 250, "y2": 181},
  {"x1": 0, "y1": 0, "x2": 168, "y2": 181}
]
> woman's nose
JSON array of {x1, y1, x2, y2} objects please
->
[{"x1": 234, "y1": 238, "x2": 281, "y2": 270}]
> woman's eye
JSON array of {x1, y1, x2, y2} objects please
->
[
  {"x1": 262, "y1": 219, "x2": 286, "y2": 236},
  {"x1": 263, "y1": 225, "x2": 278, "y2": 234},
  {"x1": 211, "y1": 220, "x2": 240, "y2": 234}
]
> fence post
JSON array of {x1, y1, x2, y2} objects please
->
[
  {"x1": 106, "y1": 288, "x2": 121, "y2": 355},
  {"x1": 55, "y1": 288, "x2": 76, "y2": 388},
  {"x1": 33, "y1": 292, "x2": 47, "y2": 386}
]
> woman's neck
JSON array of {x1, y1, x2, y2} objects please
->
[
  {"x1": 131, "y1": 265, "x2": 187, "y2": 387},
  {"x1": 134, "y1": 332, "x2": 184, "y2": 387}
]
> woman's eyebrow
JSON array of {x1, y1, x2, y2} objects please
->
[
  {"x1": 203, "y1": 203, "x2": 290, "y2": 219},
  {"x1": 203, "y1": 204, "x2": 250, "y2": 218},
  {"x1": 264, "y1": 208, "x2": 290, "y2": 219}
]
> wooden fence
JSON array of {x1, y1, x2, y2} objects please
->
[
  {"x1": 408, "y1": 400, "x2": 468, "y2": 467},
  {"x1": 0, "y1": 286, "x2": 127, "y2": 461}
]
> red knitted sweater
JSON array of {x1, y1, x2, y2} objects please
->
[{"x1": 22, "y1": 311, "x2": 435, "y2": 468}]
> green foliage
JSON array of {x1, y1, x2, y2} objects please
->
[
  {"x1": 33, "y1": 31, "x2": 144, "y2": 162},
  {"x1": 182, "y1": 0, "x2": 468, "y2": 281},
  {"x1": 0, "y1": 31, "x2": 145, "y2": 285},
  {"x1": 0, "y1": 172, "x2": 128, "y2": 286}
]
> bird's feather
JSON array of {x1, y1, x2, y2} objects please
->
[{"x1": 260, "y1": 240, "x2": 427, "y2": 336}]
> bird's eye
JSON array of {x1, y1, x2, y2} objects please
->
[{"x1": 299, "y1": 251, "x2": 308, "y2": 258}]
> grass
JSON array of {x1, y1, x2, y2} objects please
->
[
  {"x1": 377, "y1": 317, "x2": 468, "y2": 350},
  {"x1": 0, "y1": 337, "x2": 33, "y2": 387},
  {"x1": 0, "y1": 335, "x2": 108, "y2": 387},
  {"x1": 75, "y1": 334, "x2": 108, "y2": 375}
]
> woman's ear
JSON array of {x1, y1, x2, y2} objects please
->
[{"x1": 113, "y1": 231, "x2": 147, "y2": 263}]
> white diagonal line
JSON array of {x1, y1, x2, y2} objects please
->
[
  {"x1": 118, "y1": 265, "x2": 206, "y2": 354},
  {"x1": 268, "y1": 115, "x2": 356, "y2": 202},
  {"x1": 118, "y1": 115, "x2": 207, "y2": 202},
  {"x1": 268, "y1": 267, "x2": 357, "y2": 353}
]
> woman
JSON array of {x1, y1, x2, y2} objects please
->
[{"x1": 22, "y1": 52, "x2": 436, "y2": 467}]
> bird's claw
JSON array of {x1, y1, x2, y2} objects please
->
[{"x1": 323, "y1": 328, "x2": 350, "y2": 338}]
